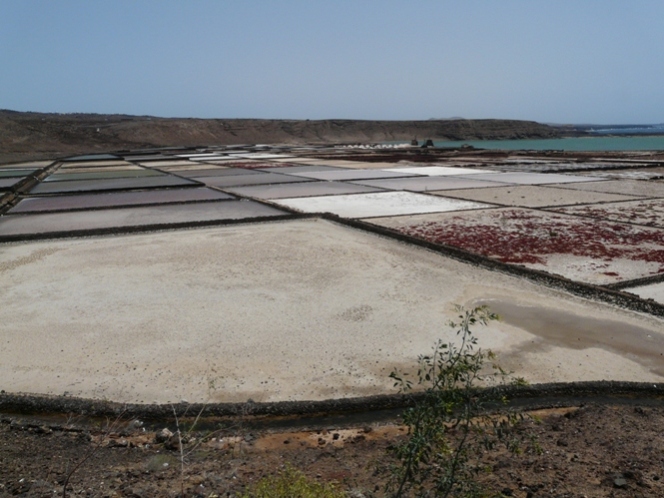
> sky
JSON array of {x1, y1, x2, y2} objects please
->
[{"x1": 1, "y1": 1, "x2": 663, "y2": 124}]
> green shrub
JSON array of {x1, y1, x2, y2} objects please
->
[
  {"x1": 241, "y1": 465, "x2": 345, "y2": 498},
  {"x1": 387, "y1": 305, "x2": 533, "y2": 498}
]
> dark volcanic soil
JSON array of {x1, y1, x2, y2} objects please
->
[
  {"x1": 1, "y1": 404, "x2": 663, "y2": 497},
  {"x1": 0, "y1": 110, "x2": 561, "y2": 164}
]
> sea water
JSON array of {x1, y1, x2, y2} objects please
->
[{"x1": 429, "y1": 135, "x2": 664, "y2": 151}]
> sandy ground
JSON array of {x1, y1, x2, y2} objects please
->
[{"x1": 1, "y1": 218, "x2": 663, "y2": 405}]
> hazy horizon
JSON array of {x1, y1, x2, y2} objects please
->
[{"x1": 2, "y1": 1, "x2": 663, "y2": 124}]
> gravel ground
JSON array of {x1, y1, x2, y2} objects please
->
[{"x1": 1, "y1": 404, "x2": 664, "y2": 497}]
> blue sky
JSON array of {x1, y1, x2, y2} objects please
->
[{"x1": 1, "y1": 1, "x2": 663, "y2": 123}]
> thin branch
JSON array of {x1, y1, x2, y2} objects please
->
[{"x1": 62, "y1": 409, "x2": 126, "y2": 498}]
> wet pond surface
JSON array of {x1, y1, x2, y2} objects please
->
[{"x1": 478, "y1": 298, "x2": 664, "y2": 377}]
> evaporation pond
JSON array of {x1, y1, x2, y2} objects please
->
[
  {"x1": 282, "y1": 169, "x2": 418, "y2": 181},
  {"x1": 274, "y1": 191, "x2": 489, "y2": 218},
  {"x1": 0, "y1": 169, "x2": 37, "y2": 178},
  {"x1": 547, "y1": 180, "x2": 664, "y2": 197},
  {"x1": 433, "y1": 185, "x2": 638, "y2": 208},
  {"x1": 464, "y1": 172, "x2": 601, "y2": 185},
  {"x1": 44, "y1": 170, "x2": 162, "y2": 182},
  {"x1": 0, "y1": 178, "x2": 22, "y2": 190},
  {"x1": 173, "y1": 168, "x2": 259, "y2": 178},
  {"x1": 255, "y1": 165, "x2": 347, "y2": 174},
  {"x1": 9, "y1": 188, "x2": 233, "y2": 213},
  {"x1": 59, "y1": 161, "x2": 134, "y2": 169},
  {"x1": 225, "y1": 181, "x2": 384, "y2": 199},
  {"x1": 29, "y1": 176, "x2": 199, "y2": 194},
  {"x1": 63, "y1": 154, "x2": 119, "y2": 161},
  {"x1": 195, "y1": 173, "x2": 312, "y2": 188},
  {"x1": 0, "y1": 201, "x2": 286, "y2": 238},
  {"x1": 623, "y1": 282, "x2": 664, "y2": 305},
  {"x1": 1, "y1": 218, "x2": 663, "y2": 403},
  {"x1": 384, "y1": 166, "x2": 491, "y2": 176},
  {"x1": 476, "y1": 298, "x2": 664, "y2": 376},
  {"x1": 351, "y1": 176, "x2": 507, "y2": 191}
]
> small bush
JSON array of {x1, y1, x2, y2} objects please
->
[
  {"x1": 241, "y1": 465, "x2": 345, "y2": 498},
  {"x1": 387, "y1": 305, "x2": 534, "y2": 498}
]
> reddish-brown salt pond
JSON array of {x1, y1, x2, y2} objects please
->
[
  {"x1": 367, "y1": 208, "x2": 664, "y2": 285},
  {"x1": 553, "y1": 199, "x2": 664, "y2": 229}
]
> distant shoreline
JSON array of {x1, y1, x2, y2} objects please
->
[{"x1": 3, "y1": 109, "x2": 664, "y2": 162}]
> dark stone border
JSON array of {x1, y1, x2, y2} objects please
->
[
  {"x1": 0, "y1": 381, "x2": 661, "y2": 423},
  {"x1": 605, "y1": 272, "x2": 664, "y2": 290},
  {"x1": 0, "y1": 161, "x2": 58, "y2": 215}
]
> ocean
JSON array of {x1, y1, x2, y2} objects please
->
[{"x1": 429, "y1": 136, "x2": 664, "y2": 151}]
